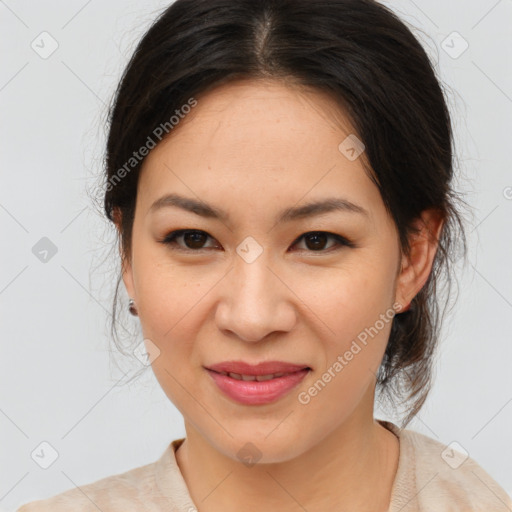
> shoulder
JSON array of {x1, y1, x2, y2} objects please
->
[
  {"x1": 392, "y1": 423, "x2": 512, "y2": 511},
  {"x1": 16, "y1": 444, "x2": 179, "y2": 512}
]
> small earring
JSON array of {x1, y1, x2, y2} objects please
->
[{"x1": 128, "y1": 298, "x2": 138, "y2": 316}]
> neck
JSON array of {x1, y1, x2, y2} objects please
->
[{"x1": 175, "y1": 402, "x2": 399, "y2": 511}]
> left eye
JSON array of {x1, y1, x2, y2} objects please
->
[
  {"x1": 160, "y1": 229, "x2": 353, "y2": 252},
  {"x1": 292, "y1": 231, "x2": 354, "y2": 252}
]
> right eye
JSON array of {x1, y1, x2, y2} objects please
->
[{"x1": 159, "y1": 229, "x2": 221, "y2": 252}]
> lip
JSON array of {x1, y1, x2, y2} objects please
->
[
  {"x1": 204, "y1": 360, "x2": 311, "y2": 405},
  {"x1": 205, "y1": 360, "x2": 310, "y2": 375}
]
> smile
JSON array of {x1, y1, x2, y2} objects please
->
[
  {"x1": 205, "y1": 368, "x2": 310, "y2": 405},
  {"x1": 217, "y1": 371, "x2": 290, "y2": 381}
]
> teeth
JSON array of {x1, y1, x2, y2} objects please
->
[
  {"x1": 256, "y1": 374, "x2": 275, "y2": 381},
  {"x1": 226, "y1": 372, "x2": 288, "y2": 381}
]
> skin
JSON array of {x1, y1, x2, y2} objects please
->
[{"x1": 117, "y1": 78, "x2": 443, "y2": 511}]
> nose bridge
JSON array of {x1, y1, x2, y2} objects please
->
[
  {"x1": 215, "y1": 240, "x2": 296, "y2": 342},
  {"x1": 232, "y1": 234, "x2": 275, "y2": 297},
  {"x1": 234, "y1": 247, "x2": 274, "y2": 304}
]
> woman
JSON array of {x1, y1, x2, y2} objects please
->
[{"x1": 18, "y1": 0, "x2": 512, "y2": 510}]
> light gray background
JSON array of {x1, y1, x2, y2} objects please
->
[{"x1": 1, "y1": 1, "x2": 511, "y2": 510}]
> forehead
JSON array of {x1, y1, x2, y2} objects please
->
[
  {"x1": 162, "y1": 78, "x2": 355, "y2": 149},
  {"x1": 136, "y1": 79, "x2": 383, "y2": 223}
]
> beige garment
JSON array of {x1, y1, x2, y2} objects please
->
[{"x1": 17, "y1": 419, "x2": 512, "y2": 511}]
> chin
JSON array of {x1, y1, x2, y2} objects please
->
[{"x1": 209, "y1": 427, "x2": 311, "y2": 466}]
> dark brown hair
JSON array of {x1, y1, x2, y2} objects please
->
[{"x1": 102, "y1": 0, "x2": 466, "y2": 428}]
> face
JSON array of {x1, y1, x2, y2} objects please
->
[{"x1": 120, "y1": 79, "x2": 409, "y2": 463}]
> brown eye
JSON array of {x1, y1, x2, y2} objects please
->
[
  {"x1": 304, "y1": 232, "x2": 329, "y2": 250},
  {"x1": 160, "y1": 229, "x2": 353, "y2": 253},
  {"x1": 292, "y1": 231, "x2": 354, "y2": 252},
  {"x1": 182, "y1": 231, "x2": 208, "y2": 249},
  {"x1": 161, "y1": 230, "x2": 219, "y2": 251}
]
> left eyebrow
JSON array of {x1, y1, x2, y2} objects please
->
[
  {"x1": 148, "y1": 193, "x2": 369, "y2": 223},
  {"x1": 278, "y1": 197, "x2": 369, "y2": 222}
]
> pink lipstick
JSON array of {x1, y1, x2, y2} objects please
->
[{"x1": 205, "y1": 361, "x2": 310, "y2": 405}]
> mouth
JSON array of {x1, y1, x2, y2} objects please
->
[
  {"x1": 204, "y1": 361, "x2": 311, "y2": 405},
  {"x1": 211, "y1": 370, "x2": 306, "y2": 381}
]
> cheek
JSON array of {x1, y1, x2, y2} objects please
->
[
  {"x1": 133, "y1": 256, "x2": 215, "y2": 411},
  {"x1": 294, "y1": 268, "x2": 396, "y2": 427},
  {"x1": 295, "y1": 255, "x2": 398, "y2": 405},
  {"x1": 132, "y1": 238, "x2": 219, "y2": 336},
  {"x1": 298, "y1": 255, "x2": 397, "y2": 340}
]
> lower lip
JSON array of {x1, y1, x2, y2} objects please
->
[{"x1": 206, "y1": 368, "x2": 310, "y2": 405}]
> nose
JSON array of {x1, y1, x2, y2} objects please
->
[{"x1": 214, "y1": 249, "x2": 297, "y2": 343}]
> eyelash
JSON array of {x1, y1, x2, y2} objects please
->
[{"x1": 159, "y1": 229, "x2": 355, "y2": 253}]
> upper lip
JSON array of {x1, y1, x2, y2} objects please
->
[{"x1": 205, "y1": 361, "x2": 311, "y2": 376}]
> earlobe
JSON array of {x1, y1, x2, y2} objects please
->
[{"x1": 395, "y1": 209, "x2": 444, "y2": 310}]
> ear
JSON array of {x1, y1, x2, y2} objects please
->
[
  {"x1": 394, "y1": 209, "x2": 444, "y2": 311},
  {"x1": 113, "y1": 207, "x2": 136, "y2": 300}
]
